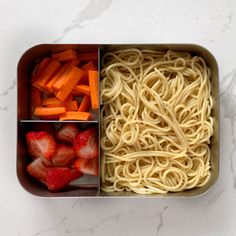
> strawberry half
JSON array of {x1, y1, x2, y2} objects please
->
[
  {"x1": 26, "y1": 131, "x2": 56, "y2": 160},
  {"x1": 46, "y1": 167, "x2": 83, "y2": 191},
  {"x1": 73, "y1": 158, "x2": 98, "y2": 176},
  {"x1": 55, "y1": 124, "x2": 79, "y2": 144},
  {"x1": 27, "y1": 158, "x2": 52, "y2": 181},
  {"x1": 73, "y1": 127, "x2": 98, "y2": 159},
  {"x1": 52, "y1": 144, "x2": 76, "y2": 167}
]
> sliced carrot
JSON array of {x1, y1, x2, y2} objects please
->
[
  {"x1": 77, "y1": 52, "x2": 98, "y2": 61},
  {"x1": 33, "y1": 60, "x2": 61, "y2": 91},
  {"x1": 59, "y1": 112, "x2": 90, "y2": 121},
  {"x1": 56, "y1": 66, "x2": 84, "y2": 102},
  {"x1": 31, "y1": 58, "x2": 51, "y2": 83},
  {"x1": 71, "y1": 90, "x2": 84, "y2": 96},
  {"x1": 34, "y1": 107, "x2": 66, "y2": 116},
  {"x1": 68, "y1": 59, "x2": 80, "y2": 66},
  {"x1": 46, "y1": 103, "x2": 65, "y2": 108},
  {"x1": 65, "y1": 101, "x2": 79, "y2": 111},
  {"x1": 88, "y1": 70, "x2": 99, "y2": 109},
  {"x1": 72, "y1": 85, "x2": 90, "y2": 96},
  {"x1": 78, "y1": 95, "x2": 91, "y2": 112},
  {"x1": 42, "y1": 97, "x2": 64, "y2": 106},
  {"x1": 52, "y1": 49, "x2": 77, "y2": 62},
  {"x1": 80, "y1": 61, "x2": 97, "y2": 84},
  {"x1": 52, "y1": 64, "x2": 74, "y2": 92},
  {"x1": 30, "y1": 87, "x2": 42, "y2": 118}
]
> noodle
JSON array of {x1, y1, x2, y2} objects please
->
[{"x1": 100, "y1": 48, "x2": 213, "y2": 194}]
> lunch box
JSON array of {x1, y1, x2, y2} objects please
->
[{"x1": 17, "y1": 44, "x2": 219, "y2": 197}]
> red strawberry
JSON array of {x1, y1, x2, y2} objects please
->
[
  {"x1": 46, "y1": 167, "x2": 83, "y2": 191},
  {"x1": 26, "y1": 131, "x2": 56, "y2": 160},
  {"x1": 73, "y1": 158, "x2": 98, "y2": 176},
  {"x1": 52, "y1": 144, "x2": 76, "y2": 167},
  {"x1": 56, "y1": 124, "x2": 79, "y2": 144},
  {"x1": 27, "y1": 158, "x2": 52, "y2": 181},
  {"x1": 73, "y1": 127, "x2": 98, "y2": 159}
]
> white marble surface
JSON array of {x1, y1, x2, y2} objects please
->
[{"x1": 1, "y1": 0, "x2": 236, "y2": 235}]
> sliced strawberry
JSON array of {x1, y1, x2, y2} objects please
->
[
  {"x1": 26, "y1": 131, "x2": 56, "y2": 160},
  {"x1": 51, "y1": 144, "x2": 76, "y2": 167},
  {"x1": 56, "y1": 124, "x2": 79, "y2": 144},
  {"x1": 73, "y1": 158, "x2": 98, "y2": 176},
  {"x1": 73, "y1": 127, "x2": 98, "y2": 159},
  {"x1": 46, "y1": 167, "x2": 83, "y2": 191},
  {"x1": 27, "y1": 158, "x2": 52, "y2": 181}
]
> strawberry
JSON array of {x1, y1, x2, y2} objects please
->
[
  {"x1": 56, "y1": 124, "x2": 79, "y2": 144},
  {"x1": 73, "y1": 127, "x2": 98, "y2": 159},
  {"x1": 73, "y1": 158, "x2": 98, "y2": 176},
  {"x1": 26, "y1": 131, "x2": 56, "y2": 160},
  {"x1": 27, "y1": 158, "x2": 52, "y2": 181},
  {"x1": 52, "y1": 144, "x2": 76, "y2": 167},
  {"x1": 46, "y1": 167, "x2": 83, "y2": 191}
]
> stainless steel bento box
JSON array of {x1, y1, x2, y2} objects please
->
[{"x1": 17, "y1": 44, "x2": 219, "y2": 197}]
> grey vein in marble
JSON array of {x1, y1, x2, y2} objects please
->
[
  {"x1": 0, "y1": 79, "x2": 16, "y2": 96},
  {"x1": 31, "y1": 227, "x2": 52, "y2": 236},
  {"x1": 156, "y1": 206, "x2": 168, "y2": 236},
  {"x1": 222, "y1": 1, "x2": 233, "y2": 33},
  {"x1": 0, "y1": 106, "x2": 8, "y2": 111},
  {"x1": 54, "y1": 0, "x2": 113, "y2": 43},
  {"x1": 203, "y1": 189, "x2": 224, "y2": 213},
  {"x1": 220, "y1": 69, "x2": 236, "y2": 189}
]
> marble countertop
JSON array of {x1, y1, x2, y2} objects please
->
[{"x1": 1, "y1": 0, "x2": 235, "y2": 235}]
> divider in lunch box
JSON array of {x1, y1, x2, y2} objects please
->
[{"x1": 17, "y1": 45, "x2": 101, "y2": 197}]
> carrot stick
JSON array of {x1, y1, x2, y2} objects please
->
[
  {"x1": 52, "y1": 63, "x2": 74, "y2": 92},
  {"x1": 72, "y1": 85, "x2": 90, "y2": 96},
  {"x1": 77, "y1": 52, "x2": 98, "y2": 61},
  {"x1": 88, "y1": 70, "x2": 99, "y2": 109},
  {"x1": 78, "y1": 95, "x2": 91, "y2": 112},
  {"x1": 56, "y1": 66, "x2": 84, "y2": 102},
  {"x1": 42, "y1": 97, "x2": 64, "y2": 106},
  {"x1": 65, "y1": 101, "x2": 79, "y2": 111},
  {"x1": 31, "y1": 58, "x2": 51, "y2": 83},
  {"x1": 52, "y1": 49, "x2": 77, "y2": 62},
  {"x1": 34, "y1": 107, "x2": 66, "y2": 116},
  {"x1": 46, "y1": 103, "x2": 65, "y2": 108},
  {"x1": 33, "y1": 60, "x2": 61, "y2": 91},
  {"x1": 59, "y1": 112, "x2": 90, "y2": 121},
  {"x1": 80, "y1": 61, "x2": 97, "y2": 84},
  {"x1": 30, "y1": 87, "x2": 42, "y2": 118}
]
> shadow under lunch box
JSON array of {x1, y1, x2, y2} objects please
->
[{"x1": 17, "y1": 44, "x2": 219, "y2": 198}]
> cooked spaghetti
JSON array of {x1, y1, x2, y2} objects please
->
[{"x1": 100, "y1": 48, "x2": 213, "y2": 194}]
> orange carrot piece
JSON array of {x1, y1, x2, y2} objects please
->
[
  {"x1": 33, "y1": 60, "x2": 61, "y2": 91},
  {"x1": 52, "y1": 63, "x2": 74, "y2": 92},
  {"x1": 80, "y1": 61, "x2": 97, "y2": 84},
  {"x1": 59, "y1": 112, "x2": 90, "y2": 121},
  {"x1": 65, "y1": 101, "x2": 79, "y2": 111},
  {"x1": 30, "y1": 87, "x2": 42, "y2": 118},
  {"x1": 31, "y1": 58, "x2": 51, "y2": 83},
  {"x1": 42, "y1": 97, "x2": 64, "y2": 106},
  {"x1": 46, "y1": 103, "x2": 65, "y2": 108},
  {"x1": 78, "y1": 95, "x2": 91, "y2": 112},
  {"x1": 77, "y1": 52, "x2": 98, "y2": 61},
  {"x1": 56, "y1": 67, "x2": 84, "y2": 102},
  {"x1": 52, "y1": 49, "x2": 77, "y2": 62},
  {"x1": 34, "y1": 107, "x2": 66, "y2": 116},
  {"x1": 88, "y1": 70, "x2": 99, "y2": 109},
  {"x1": 72, "y1": 85, "x2": 90, "y2": 96}
]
